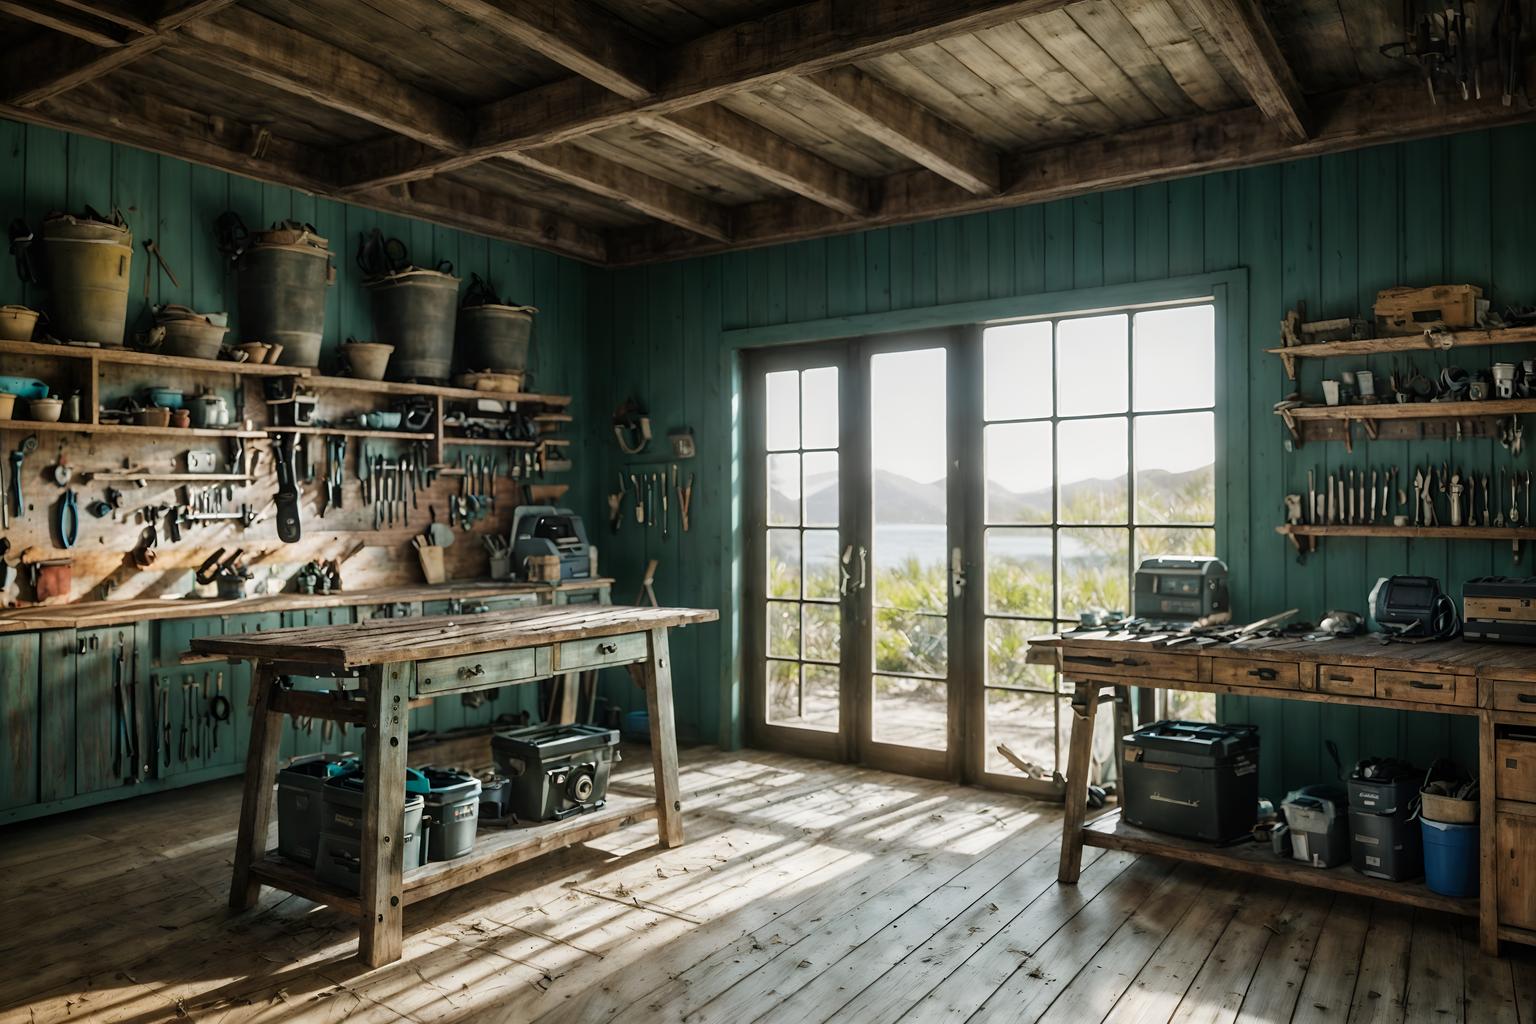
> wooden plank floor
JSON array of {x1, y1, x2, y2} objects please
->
[{"x1": 3, "y1": 747, "x2": 1535, "y2": 1023}]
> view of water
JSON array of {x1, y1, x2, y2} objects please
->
[{"x1": 874, "y1": 524, "x2": 1095, "y2": 566}]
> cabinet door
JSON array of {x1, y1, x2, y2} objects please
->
[
  {"x1": 0, "y1": 632, "x2": 41, "y2": 810},
  {"x1": 1498, "y1": 813, "x2": 1536, "y2": 931},
  {"x1": 75, "y1": 626, "x2": 142, "y2": 795},
  {"x1": 38, "y1": 629, "x2": 76, "y2": 802},
  {"x1": 277, "y1": 608, "x2": 356, "y2": 760},
  {"x1": 220, "y1": 613, "x2": 284, "y2": 765}
]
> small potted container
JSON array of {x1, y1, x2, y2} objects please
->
[{"x1": 28, "y1": 396, "x2": 62, "y2": 422}]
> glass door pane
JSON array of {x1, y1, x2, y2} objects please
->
[
  {"x1": 868, "y1": 347, "x2": 949, "y2": 751},
  {"x1": 761, "y1": 365, "x2": 842, "y2": 735}
]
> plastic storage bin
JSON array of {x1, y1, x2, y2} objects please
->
[
  {"x1": 1422, "y1": 818, "x2": 1479, "y2": 898},
  {"x1": 276, "y1": 753, "x2": 352, "y2": 866},
  {"x1": 421, "y1": 766, "x2": 482, "y2": 863}
]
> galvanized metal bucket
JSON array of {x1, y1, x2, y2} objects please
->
[
  {"x1": 366, "y1": 268, "x2": 460, "y2": 382},
  {"x1": 41, "y1": 215, "x2": 133, "y2": 346},
  {"x1": 236, "y1": 242, "x2": 333, "y2": 368},
  {"x1": 458, "y1": 303, "x2": 536, "y2": 374}
]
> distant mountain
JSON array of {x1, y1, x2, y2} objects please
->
[{"x1": 785, "y1": 466, "x2": 1211, "y2": 523}]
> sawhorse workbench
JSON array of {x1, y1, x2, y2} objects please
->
[
  {"x1": 191, "y1": 604, "x2": 717, "y2": 966},
  {"x1": 1029, "y1": 629, "x2": 1536, "y2": 956}
]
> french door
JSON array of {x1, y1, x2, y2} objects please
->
[{"x1": 744, "y1": 329, "x2": 963, "y2": 780}]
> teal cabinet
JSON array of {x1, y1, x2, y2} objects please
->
[
  {"x1": 37, "y1": 629, "x2": 76, "y2": 802},
  {"x1": 0, "y1": 632, "x2": 40, "y2": 810},
  {"x1": 73, "y1": 625, "x2": 145, "y2": 796},
  {"x1": 277, "y1": 607, "x2": 358, "y2": 761}
]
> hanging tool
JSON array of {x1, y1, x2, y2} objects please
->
[
  {"x1": 9, "y1": 433, "x2": 36, "y2": 521},
  {"x1": 608, "y1": 473, "x2": 625, "y2": 533},
  {"x1": 631, "y1": 472, "x2": 643, "y2": 523},
  {"x1": 661, "y1": 470, "x2": 670, "y2": 540},
  {"x1": 54, "y1": 489, "x2": 79, "y2": 549},
  {"x1": 679, "y1": 472, "x2": 694, "y2": 532},
  {"x1": 273, "y1": 432, "x2": 301, "y2": 542},
  {"x1": 178, "y1": 677, "x2": 190, "y2": 764},
  {"x1": 159, "y1": 679, "x2": 171, "y2": 770}
]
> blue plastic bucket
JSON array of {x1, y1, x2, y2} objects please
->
[
  {"x1": 622, "y1": 709, "x2": 650, "y2": 744},
  {"x1": 1421, "y1": 817, "x2": 1479, "y2": 898}
]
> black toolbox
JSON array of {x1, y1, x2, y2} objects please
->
[
  {"x1": 1121, "y1": 720, "x2": 1259, "y2": 843},
  {"x1": 492, "y1": 723, "x2": 621, "y2": 822},
  {"x1": 1347, "y1": 758, "x2": 1423, "y2": 881}
]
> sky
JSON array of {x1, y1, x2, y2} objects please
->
[{"x1": 766, "y1": 303, "x2": 1217, "y2": 494}]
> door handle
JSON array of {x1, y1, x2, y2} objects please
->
[
  {"x1": 840, "y1": 544, "x2": 854, "y2": 596},
  {"x1": 857, "y1": 545, "x2": 868, "y2": 591},
  {"x1": 951, "y1": 546, "x2": 966, "y2": 599}
]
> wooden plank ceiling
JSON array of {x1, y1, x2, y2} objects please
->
[{"x1": 0, "y1": 0, "x2": 1533, "y2": 265}]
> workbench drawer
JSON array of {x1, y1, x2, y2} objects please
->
[
  {"x1": 1317, "y1": 665, "x2": 1375, "y2": 697},
  {"x1": 1056, "y1": 649, "x2": 1200, "y2": 682},
  {"x1": 416, "y1": 647, "x2": 542, "y2": 696},
  {"x1": 554, "y1": 632, "x2": 648, "y2": 672},
  {"x1": 1491, "y1": 679, "x2": 1536, "y2": 714},
  {"x1": 1376, "y1": 669, "x2": 1475, "y2": 707},
  {"x1": 1210, "y1": 657, "x2": 1300, "y2": 690},
  {"x1": 1497, "y1": 737, "x2": 1536, "y2": 803}
]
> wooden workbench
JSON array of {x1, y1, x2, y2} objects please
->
[
  {"x1": 1029, "y1": 629, "x2": 1536, "y2": 957},
  {"x1": 190, "y1": 603, "x2": 717, "y2": 966}
]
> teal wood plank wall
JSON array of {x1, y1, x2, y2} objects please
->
[
  {"x1": 0, "y1": 119, "x2": 596, "y2": 435},
  {"x1": 588, "y1": 125, "x2": 1536, "y2": 801},
  {"x1": 6, "y1": 116, "x2": 1536, "y2": 801}
]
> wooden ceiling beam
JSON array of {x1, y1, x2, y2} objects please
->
[
  {"x1": 796, "y1": 67, "x2": 1000, "y2": 195},
  {"x1": 606, "y1": 61, "x2": 1536, "y2": 265},
  {"x1": 1183, "y1": 0, "x2": 1310, "y2": 140},
  {"x1": 501, "y1": 147, "x2": 732, "y2": 241},
  {"x1": 433, "y1": 0, "x2": 656, "y2": 100},
  {"x1": 337, "y1": 0, "x2": 1077, "y2": 191},
  {"x1": 0, "y1": 0, "x2": 237, "y2": 107},
  {"x1": 178, "y1": 6, "x2": 471, "y2": 151},
  {"x1": 637, "y1": 106, "x2": 869, "y2": 216},
  {"x1": 0, "y1": 2, "x2": 135, "y2": 47},
  {"x1": 49, "y1": 0, "x2": 154, "y2": 34},
  {"x1": 0, "y1": 83, "x2": 609, "y2": 264}
]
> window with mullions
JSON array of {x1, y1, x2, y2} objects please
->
[{"x1": 980, "y1": 304, "x2": 1217, "y2": 777}]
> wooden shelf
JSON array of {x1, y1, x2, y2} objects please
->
[
  {"x1": 1284, "y1": 398, "x2": 1536, "y2": 421},
  {"x1": 1278, "y1": 524, "x2": 1536, "y2": 541},
  {"x1": 0, "y1": 338, "x2": 299, "y2": 376},
  {"x1": 1268, "y1": 325, "x2": 1536, "y2": 379},
  {"x1": 441, "y1": 435, "x2": 570, "y2": 448},
  {"x1": 274, "y1": 424, "x2": 429, "y2": 440},
  {"x1": 246, "y1": 792, "x2": 658, "y2": 910},
  {"x1": 0, "y1": 421, "x2": 266, "y2": 439},
  {"x1": 299, "y1": 373, "x2": 571, "y2": 407},
  {"x1": 1083, "y1": 808, "x2": 1477, "y2": 919},
  {"x1": 83, "y1": 472, "x2": 254, "y2": 483}
]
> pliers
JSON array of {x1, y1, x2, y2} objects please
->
[{"x1": 55, "y1": 488, "x2": 79, "y2": 549}]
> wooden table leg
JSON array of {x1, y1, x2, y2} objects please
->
[
  {"x1": 359, "y1": 662, "x2": 409, "y2": 967},
  {"x1": 1057, "y1": 680, "x2": 1100, "y2": 884},
  {"x1": 638, "y1": 626, "x2": 684, "y2": 848},
  {"x1": 1479, "y1": 711, "x2": 1500, "y2": 956},
  {"x1": 1112, "y1": 685, "x2": 1132, "y2": 806},
  {"x1": 230, "y1": 663, "x2": 283, "y2": 911}
]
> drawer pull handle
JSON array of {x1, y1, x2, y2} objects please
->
[
  {"x1": 1408, "y1": 680, "x2": 1444, "y2": 690},
  {"x1": 1518, "y1": 694, "x2": 1536, "y2": 704},
  {"x1": 597, "y1": 641, "x2": 619, "y2": 655},
  {"x1": 1065, "y1": 655, "x2": 1140, "y2": 668},
  {"x1": 1248, "y1": 668, "x2": 1278, "y2": 681},
  {"x1": 1327, "y1": 674, "x2": 1353, "y2": 683},
  {"x1": 457, "y1": 664, "x2": 485, "y2": 679}
]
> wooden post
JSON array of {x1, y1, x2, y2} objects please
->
[
  {"x1": 229, "y1": 663, "x2": 283, "y2": 911},
  {"x1": 1480, "y1": 710, "x2": 1500, "y2": 956},
  {"x1": 1057, "y1": 679, "x2": 1100, "y2": 884},
  {"x1": 359, "y1": 662, "x2": 410, "y2": 967},
  {"x1": 637, "y1": 626, "x2": 684, "y2": 847}
]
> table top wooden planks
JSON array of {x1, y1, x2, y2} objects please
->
[
  {"x1": 1030, "y1": 630, "x2": 1536, "y2": 680},
  {"x1": 189, "y1": 605, "x2": 719, "y2": 669}
]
